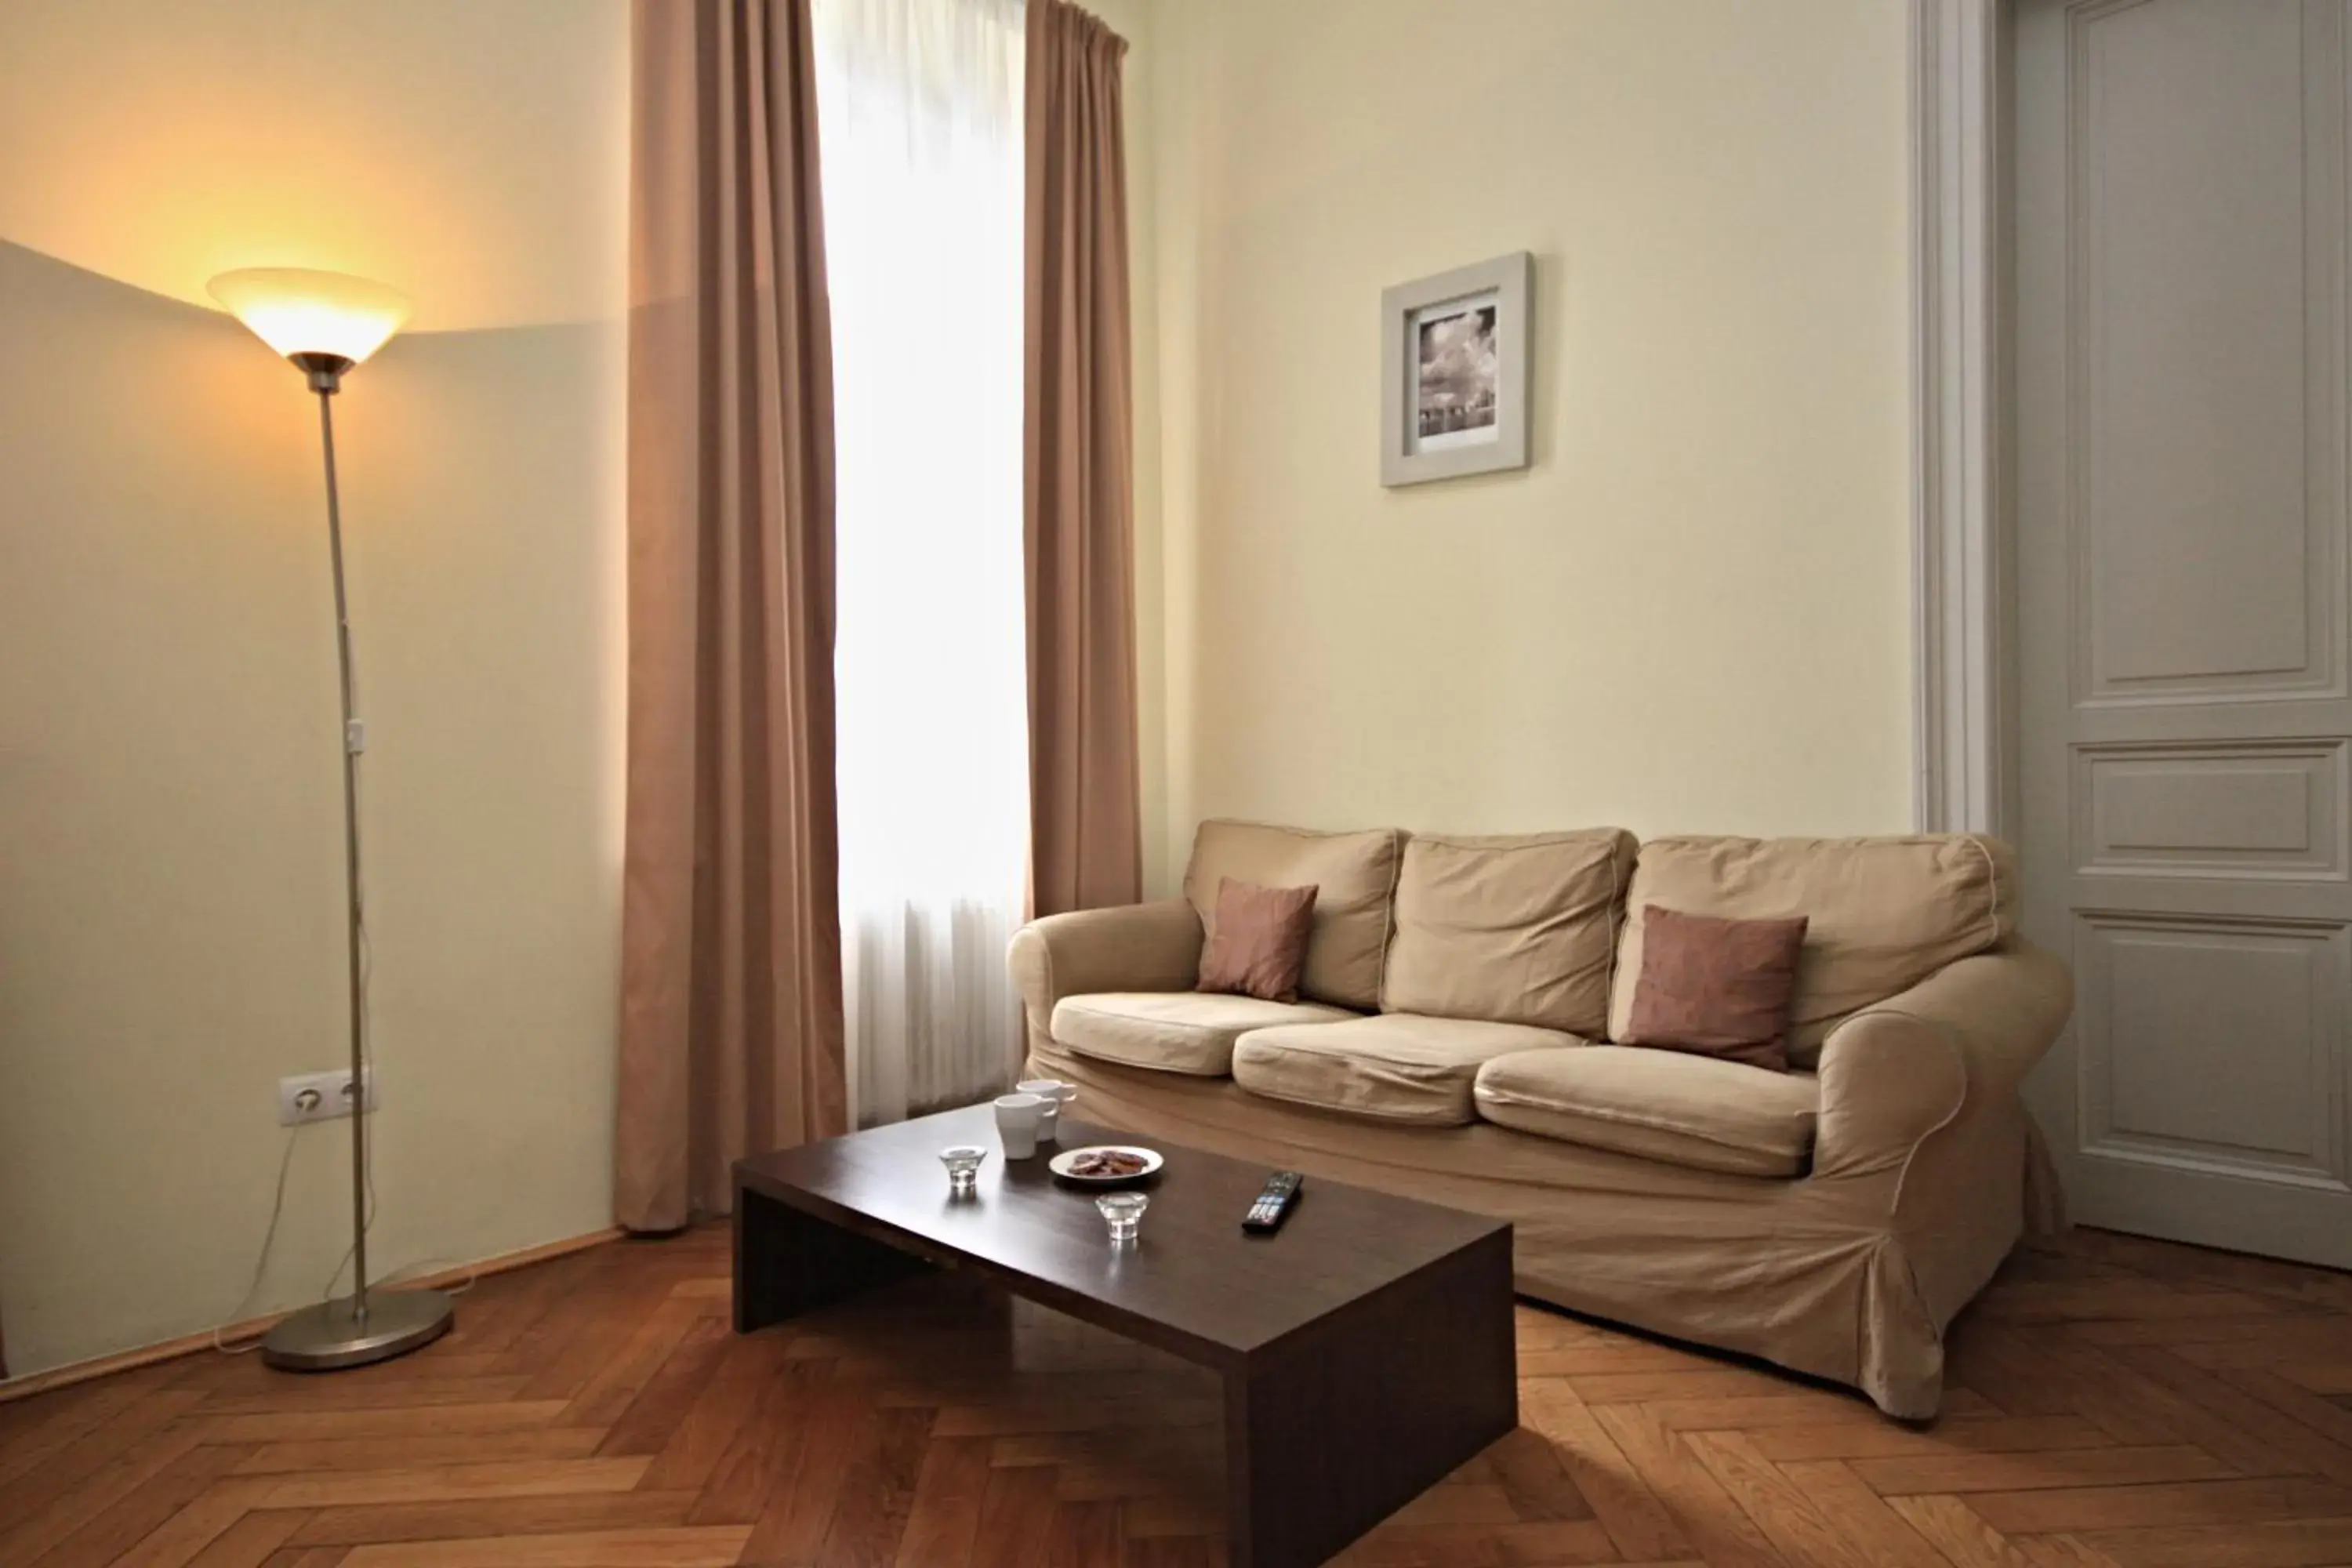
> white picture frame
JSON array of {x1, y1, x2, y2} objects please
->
[{"x1": 1380, "y1": 252, "x2": 1533, "y2": 487}]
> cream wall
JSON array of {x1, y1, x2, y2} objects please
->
[
  {"x1": 1140, "y1": 0, "x2": 1916, "y2": 886},
  {"x1": 0, "y1": 1, "x2": 628, "y2": 1377}
]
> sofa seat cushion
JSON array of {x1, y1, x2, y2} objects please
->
[
  {"x1": 1473, "y1": 1046, "x2": 1818, "y2": 1178},
  {"x1": 1052, "y1": 993, "x2": 1356, "y2": 1077},
  {"x1": 1232, "y1": 1014, "x2": 1581, "y2": 1127}
]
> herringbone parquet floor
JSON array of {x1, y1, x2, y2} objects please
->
[{"x1": 4, "y1": 1224, "x2": 2352, "y2": 1567}]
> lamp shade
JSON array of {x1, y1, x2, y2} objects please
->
[{"x1": 206, "y1": 268, "x2": 412, "y2": 367}]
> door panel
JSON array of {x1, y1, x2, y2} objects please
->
[
  {"x1": 2016, "y1": 0, "x2": 2352, "y2": 1265},
  {"x1": 2074, "y1": 740, "x2": 2347, "y2": 878},
  {"x1": 2072, "y1": 0, "x2": 2336, "y2": 700},
  {"x1": 2077, "y1": 913, "x2": 2347, "y2": 1182}
]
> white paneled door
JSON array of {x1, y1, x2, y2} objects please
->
[{"x1": 2016, "y1": 0, "x2": 2352, "y2": 1265}]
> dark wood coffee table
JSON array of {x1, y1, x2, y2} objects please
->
[{"x1": 734, "y1": 1106, "x2": 1515, "y2": 1568}]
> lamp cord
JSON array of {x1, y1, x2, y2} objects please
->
[
  {"x1": 212, "y1": 1130, "x2": 302, "y2": 1355},
  {"x1": 302, "y1": 391, "x2": 479, "y2": 1312},
  {"x1": 214, "y1": 584, "x2": 384, "y2": 1348},
  {"x1": 319, "y1": 880, "x2": 376, "y2": 1302},
  {"x1": 213, "y1": 387, "x2": 474, "y2": 1355}
]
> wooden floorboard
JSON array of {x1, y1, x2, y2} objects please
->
[{"x1": 5, "y1": 1225, "x2": 2352, "y2": 1565}]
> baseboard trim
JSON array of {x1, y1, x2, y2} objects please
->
[{"x1": 0, "y1": 1225, "x2": 625, "y2": 1406}]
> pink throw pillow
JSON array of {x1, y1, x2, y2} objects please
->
[
  {"x1": 1196, "y1": 878, "x2": 1319, "y2": 1003},
  {"x1": 1622, "y1": 905, "x2": 1809, "y2": 1072}
]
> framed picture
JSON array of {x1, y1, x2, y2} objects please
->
[{"x1": 1379, "y1": 252, "x2": 1532, "y2": 487}]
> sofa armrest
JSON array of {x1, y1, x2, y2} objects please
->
[
  {"x1": 1007, "y1": 898, "x2": 1205, "y2": 1034},
  {"x1": 1812, "y1": 941, "x2": 2074, "y2": 1182}
]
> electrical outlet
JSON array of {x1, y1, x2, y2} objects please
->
[{"x1": 277, "y1": 1065, "x2": 378, "y2": 1127}]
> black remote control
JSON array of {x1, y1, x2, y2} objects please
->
[{"x1": 1243, "y1": 1171, "x2": 1303, "y2": 1233}]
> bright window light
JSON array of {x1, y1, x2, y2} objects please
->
[{"x1": 817, "y1": 0, "x2": 1028, "y2": 1126}]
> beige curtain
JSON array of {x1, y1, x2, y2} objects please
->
[
  {"x1": 616, "y1": 0, "x2": 848, "y2": 1232},
  {"x1": 1024, "y1": 0, "x2": 1143, "y2": 918}
]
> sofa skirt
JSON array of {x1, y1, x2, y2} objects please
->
[{"x1": 1026, "y1": 1037, "x2": 2034, "y2": 1419}]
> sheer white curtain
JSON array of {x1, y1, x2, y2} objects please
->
[{"x1": 816, "y1": 0, "x2": 1029, "y2": 1127}]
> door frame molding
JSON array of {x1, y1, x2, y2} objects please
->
[{"x1": 1912, "y1": 0, "x2": 2014, "y2": 836}]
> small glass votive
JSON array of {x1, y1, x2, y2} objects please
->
[
  {"x1": 940, "y1": 1145, "x2": 987, "y2": 1196},
  {"x1": 1096, "y1": 1192, "x2": 1149, "y2": 1243}
]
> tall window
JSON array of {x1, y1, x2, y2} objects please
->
[{"x1": 815, "y1": 0, "x2": 1028, "y2": 1125}]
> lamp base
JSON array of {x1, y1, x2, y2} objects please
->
[{"x1": 260, "y1": 1287, "x2": 455, "y2": 1372}]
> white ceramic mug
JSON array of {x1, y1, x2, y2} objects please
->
[
  {"x1": 1015, "y1": 1079, "x2": 1076, "y2": 1140},
  {"x1": 993, "y1": 1092, "x2": 1047, "y2": 1159}
]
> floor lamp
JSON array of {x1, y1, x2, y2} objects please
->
[{"x1": 207, "y1": 267, "x2": 456, "y2": 1370}]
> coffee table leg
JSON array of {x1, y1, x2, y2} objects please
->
[
  {"x1": 1223, "y1": 1230, "x2": 1516, "y2": 1568},
  {"x1": 734, "y1": 1185, "x2": 932, "y2": 1334}
]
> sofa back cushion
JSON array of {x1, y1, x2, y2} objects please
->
[
  {"x1": 1382, "y1": 829, "x2": 1636, "y2": 1035},
  {"x1": 1185, "y1": 820, "x2": 1402, "y2": 1010},
  {"x1": 1607, "y1": 834, "x2": 2015, "y2": 1067}
]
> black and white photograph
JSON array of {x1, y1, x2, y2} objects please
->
[
  {"x1": 1381, "y1": 252, "x2": 1530, "y2": 485},
  {"x1": 1412, "y1": 296, "x2": 1500, "y2": 450}
]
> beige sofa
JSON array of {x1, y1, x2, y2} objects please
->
[{"x1": 1009, "y1": 820, "x2": 2073, "y2": 1418}]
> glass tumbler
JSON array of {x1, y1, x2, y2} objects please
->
[
  {"x1": 1096, "y1": 1192, "x2": 1149, "y2": 1243},
  {"x1": 939, "y1": 1145, "x2": 986, "y2": 1196}
]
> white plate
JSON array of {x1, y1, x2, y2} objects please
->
[{"x1": 1047, "y1": 1145, "x2": 1163, "y2": 1184}]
